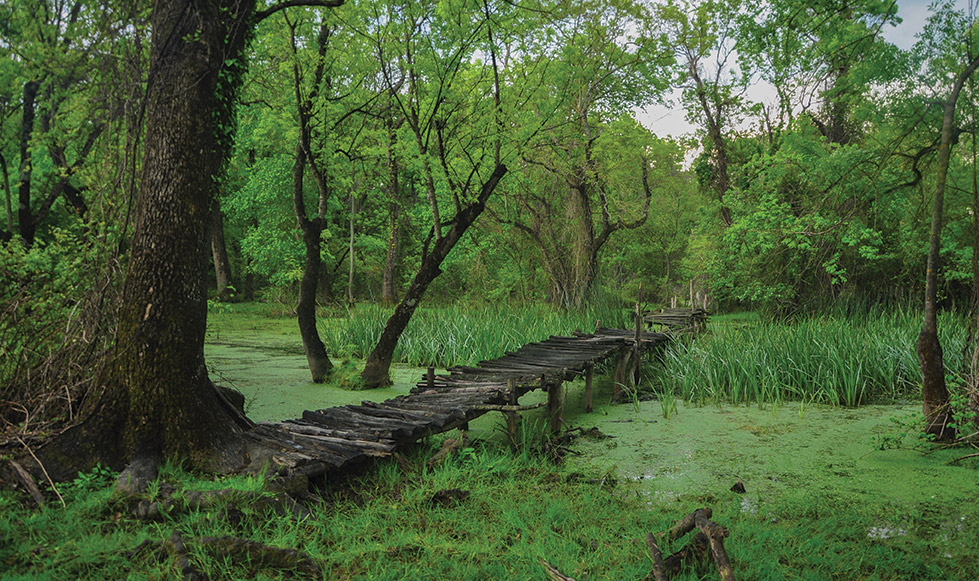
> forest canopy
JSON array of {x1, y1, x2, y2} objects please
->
[
  {"x1": 2, "y1": 0, "x2": 979, "y2": 467},
  {"x1": 3, "y1": 0, "x2": 975, "y2": 313}
]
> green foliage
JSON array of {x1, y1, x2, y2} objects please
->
[{"x1": 0, "y1": 227, "x2": 108, "y2": 394}]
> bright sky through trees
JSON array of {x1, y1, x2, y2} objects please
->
[{"x1": 637, "y1": 0, "x2": 964, "y2": 136}]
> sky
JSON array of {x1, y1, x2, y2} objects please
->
[{"x1": 638, "y1": 0, "x2": 970, "y2": 137}]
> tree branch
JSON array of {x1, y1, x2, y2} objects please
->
[{"x1": 254, "y1": 0, "x2": 344, "y2": 24}]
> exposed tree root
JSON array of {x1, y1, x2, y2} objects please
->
[{"x1": 118, "y1": 481, "x2": 312, "y2": 523}]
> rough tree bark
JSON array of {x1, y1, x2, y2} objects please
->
[
  {"x1": 360, "y1": 164, "x2": 507, "y2": 387},
  {"x1": 917, "y1": 52, "x2": 979, "y2": 441},
  {"x1": 34, "y1": 0, "x2": 259, "y2": 481}
]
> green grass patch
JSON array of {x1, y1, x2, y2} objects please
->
[{"x1": 3, "y1": 426, "x2": 977, "y2": 580}]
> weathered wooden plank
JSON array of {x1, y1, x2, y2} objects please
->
[{"x1": 277, "y1": 421, "x2": 397, "y2": 451}]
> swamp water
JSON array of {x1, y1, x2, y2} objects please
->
[
  {"x1": 205, "y1": 330, "x2": 978, "y2": 577},
  {"x1": 205, "y1": 335, "x2": 975, "y2": 507}
]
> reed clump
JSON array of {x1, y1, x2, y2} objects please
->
[
  {"x1": 323, "y1": 301, "x2": 629, "y2": 368},
  {"x1": 649, "y1": 308, "x2": 966, "y2": 407}
]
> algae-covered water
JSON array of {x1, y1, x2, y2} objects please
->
[
  {"x1": 566, "y1": 399, "x2": 976, "y2": 506},
  {"x1": 205, "y1": 327, "x2": 975, "y2": 511}
]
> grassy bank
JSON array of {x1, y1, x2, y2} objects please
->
[{"x1": 2, "y1": 422, "x2": 976, "y2": 580}]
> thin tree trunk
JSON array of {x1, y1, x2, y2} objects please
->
[
  {"x1": 569, "y1": 175, "x2": 596, "y2": 309},
  {"x1": 689, "y1": 63, "x2": 732, "y2": 226},
  {"x1": 382, "y1": 200, "x2": 400, "y2": 304},
  {"x1": 348, "y1": 191, "x2": 356, "y2": 305},
  {"x1": 288, "y1": 15, "x2": 334, "y2": 383},
  {"x1": 210, "y1": 198, "x2": 234, "y2": 301},
  {"x1": 293, "y1": 145, "x2": 333, "y2": 382},
  {"x1": 17, "y1": 81, "x2": 39, "y2": 245},
  {"x1": 361, "y1": 163, "x2": 506, "y2": 387},
  {"x1": 382, "y1": 124, "x2": 401, "y2": 305},
  {"x1": 917, "y1": 53, "x2": 979, "y2": 441},
  {"x1": 0, "y1": 152, "x2": 12, "y2": 239}
]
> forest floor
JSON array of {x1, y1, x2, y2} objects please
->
[{"x1": 2, "y1": 308, "x2": 977, "y2": 579}]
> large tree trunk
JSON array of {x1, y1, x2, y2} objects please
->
[
  {"x1": 210, "y1": 198, "x2": 234, "y2": 301},
  {"x1": 361, "y1": 164, "x2": 506, "y2": 387},
  {"x1": 37, "y1": 0, "x2": 258, "y2": 480},
  {"x1": 917, "y1": 53, "x2": 979, "y2": 441}
]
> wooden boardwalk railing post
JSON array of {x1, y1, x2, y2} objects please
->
[
  {"x1": 633, "y1": 304, "x2": 642, "y2": 386},
  {"x1": 506, "y1": 379, "x2": 518, "y2": 449},
  {"x1": 427, "y1": 367, "x2": 435, "y2": 389}
]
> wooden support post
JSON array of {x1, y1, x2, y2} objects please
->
[
  {"x1": 426, "y1": 366, "x2": 435, "y2": 389},
  {"x1": 507, "y1": 379, "x2": 518, "y2": 449},
  {"x1": 585, "y1": 364, "x2": 594, "y2": 413},
  {"x1": 548, "y1": 381, "x2": 563, "y2": 435},
  {"x1": 633, "y1": 303, "x2": 642, "y2": 386}
]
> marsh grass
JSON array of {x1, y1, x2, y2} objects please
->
[
  {"x1": 648, "y1": 308, "x2": 968, "y2": 407},
  {"x1": 321, "y1": 301, "x2": 630, "y2": 368}
]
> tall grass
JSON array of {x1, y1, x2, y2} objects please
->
[
  {"x1": 648, "y1": 307, "x2": 967, "y2": 407},
  {"x1": 321, "y1": 300, "x2": 630, "y2": 368}
]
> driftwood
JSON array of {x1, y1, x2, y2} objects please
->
[
  {"x1": 645, "y1": 532, "x2": 668, "y2": 581},
  {"x1": 648, "y1": 506, "x2": 735, "y2": 581},
  {"x1": 696, "y1": 511, "x2": 735, "y2": 581}
]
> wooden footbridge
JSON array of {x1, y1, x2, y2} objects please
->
[{"x1": 244, "y1": 326, "x2": 669, "y2": 482}]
